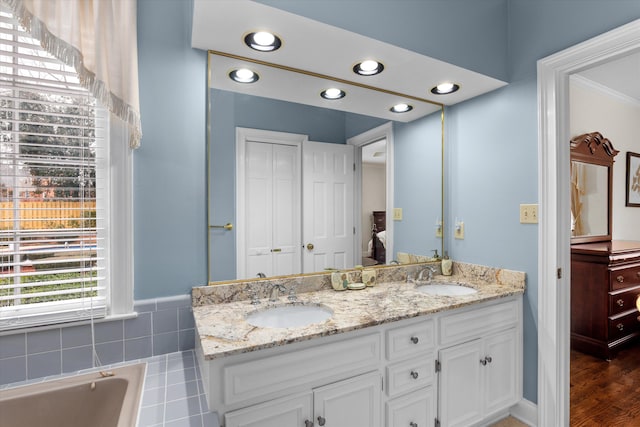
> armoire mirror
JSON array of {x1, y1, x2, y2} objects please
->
[{"x1": 570, "y1": 131, "x2": 619, "y2": 244}]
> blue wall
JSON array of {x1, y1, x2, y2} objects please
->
[
  {"x1": 135, "y1": 0, "x2": 207, "y2": 299},
  {"x1": 136, "y1": 0, "x2": 640, "y2": 405}
]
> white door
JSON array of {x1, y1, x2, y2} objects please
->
[
  {"x1": 438, "y1": 339, "x2": 483, "y2": 427},
  {"x1": 313, "y1": 371, "x2": 381, "y2": 427},
  {"x1": 484, "y1": 329, "x2": 519, "y2": 415},
  {"x1": 225, "y1": 393, "x2": 313, "y2": 427},
  {"x1": 241, "y1": 137, "x2": 301, "y2": 279},
  {"x1": 303, "y1": 141, "x2": 355, "y2": 272}
]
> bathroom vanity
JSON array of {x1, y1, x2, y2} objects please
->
[{"x1": 193, "y1": 264, "x2": 524, "y2": 427}]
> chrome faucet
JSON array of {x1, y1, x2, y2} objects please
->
[
  {"x1": 417, "y1": 266, "x2": 437, "y2": 282},
  {"x1": 269, "y1": 283, "x2": 286, "y2": 302}
]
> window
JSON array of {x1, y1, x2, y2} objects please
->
[{"x1": 0, "y1": 7, "x2": 132, "y2": 330}]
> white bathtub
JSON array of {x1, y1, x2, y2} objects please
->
[{"x1": 0, "y1": 363, "x2": 146, "y2": 427}]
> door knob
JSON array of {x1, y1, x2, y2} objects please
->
[{"x1": 306, "y1": 243, "x2": 315, "y2": 250}]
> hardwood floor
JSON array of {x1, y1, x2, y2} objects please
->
[{"x1": 571, "y1": 345, "x2": 640, "y2": 426}]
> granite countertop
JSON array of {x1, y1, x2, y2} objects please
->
[{"x1": 193, "y1": 268, "x2": 525, "y2": 361}]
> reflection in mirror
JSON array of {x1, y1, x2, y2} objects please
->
[
  {"x1": 570, "y1": 161, "x2": 608, "y2": 237},
  {"x1": 207, "y1": 53, "x2": 444, "y2": 282},
  {"x1": 569, "y1": 131, "x2": 619, "y2": 244}
]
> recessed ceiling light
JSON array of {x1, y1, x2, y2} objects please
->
[
  {"x1": 431, "y1": 82, "x2": 460, "y2": 95},
  {"x1": 321, "y1": 88, "x2": 346, "y2": 100},
  {"x1": 229, "y1": 68, "x2": 259, "y2": 84},
  {"x1": 244, "y1": 31, "x2": 282, "y2": 52},
  {"x1": 390, "y1": 103, "x2": 413, "y2": 113},
  {"x1": 353, "y1": 60, "x2": 384, "y2": 76}
]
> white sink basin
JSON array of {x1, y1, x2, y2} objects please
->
[
  {"x1": 246, "y1": 304, "x2": 333, "y2": 328},
  {"x1": 416, "y1": 283, "x2": 478, "y2": 296}
]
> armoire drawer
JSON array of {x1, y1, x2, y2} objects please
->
[
  {"x1": 609, "y1": 285, "x2": 640, "y2": 315},
  {"x1": 610, "y1": 266, "x2": 640, "y2": 290},
  {"x1": 608, "y1": 311, "x2": 640, "y2": 341}
]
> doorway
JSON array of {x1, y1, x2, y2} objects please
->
[
  {"x1": 349, "y1": 122, "x2": 395, "y2": 266},
  {"x1": 537, "y1": 19, "x2": 640, "y2": 426}
]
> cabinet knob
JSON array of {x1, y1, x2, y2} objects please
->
[
  {"x1": 617, "y1": 275, "x2": 625, "y2": 283},
  {"x1": 317, "y1": 416, "x2": 326, "y2": 426},
  {"x1": 305, "y1": 421, "x2": 314, "y2": 427},
  {"x1": 480, "y1": 358, "x2": 488, "y2": 366},
  {"x1": 410, "y1": 336, "x2": 419, "y2": 344},
  {"x1": 485, "y1": 356, "x2": 492, "y2": 364},
  {"x1": 410, "y1": 423, "x2": 418, "y2": 427},
  {"x1": 410, "y1": 370, "x2": 419, "y2": 379},
  {"x1": 617, "y1": 299, "x2": 625, "y2": 307},
  {"x1": 617, "y1": 323, "x2": 624, "y2": 331}
]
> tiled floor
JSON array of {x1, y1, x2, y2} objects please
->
[{"x1": 138, "y1": 351, "x2": 219, "y2": 427}]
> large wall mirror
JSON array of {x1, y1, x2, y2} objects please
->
[
  {"x1": 192, "y1": 0, "x2": 507, "y2": 283},
  {"x1": 207, "y1": 52, "x2": 445, "y2": 282},
  {"x1": 570, "y1": 131, "x2": 619, "y2": 244}
]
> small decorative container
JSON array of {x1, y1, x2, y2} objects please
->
[
  {"x1": 331, "y1": 271, "x2": 349, "y2": 291},
  {"x1": 362, "y1": 268, "x2": 377, "y2": 287},
  {"x1": 441, "y1": 252, "x2": 453, "y2": 276}
]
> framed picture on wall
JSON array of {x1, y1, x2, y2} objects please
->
[{"x1": 626, "y1": 151, "x2": 640, "y2": 207}]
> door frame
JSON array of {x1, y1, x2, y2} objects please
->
[
  {"x1": 537, "y1": 19, "x2": 640, "y2": 426},
  {"x1": 348, "y1": 122, "x2": 395, "y2": 265},
  {"x1": 236, "y1": 127, "x2": 306, "y2": 279}
]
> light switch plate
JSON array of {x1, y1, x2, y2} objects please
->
[
  {"x1": 520, "y1": 204, "x2": 538, "y2": 224},
  {"x1": 454, "y1": 222, "x2": 464, "y2": 239},
  {"x1": 393, "y1": 208, "x2": 403, "y2": 221}
]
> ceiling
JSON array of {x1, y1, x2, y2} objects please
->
[
  {"x1": 576, "y1": 51, "x2": 640, "y2": 103},
  {"x1": 192, "y1": 0, "x2": 507, "y2": 122}
]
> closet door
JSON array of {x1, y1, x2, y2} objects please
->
[
  {"x1": 303, "y1": 141, "x2": 355, "y2": 272},
  {"x1": 242, "y1": 140, "x2": 301, "y2": 278}
]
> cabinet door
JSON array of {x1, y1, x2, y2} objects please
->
[
  {"x1": 313, "y1": 371, "x2": 381, "y2": 427},
  {"x1": 484, "y1": 329, "x2": 519, "y2": 415},
  {"x1": 387, "y1": 386, "x2": 435, "y2": 427},
  {"x1": 225, "y1": 392, "x2": 312, "y2": 427},
  {"x1": 438, "y1": 339, "x2": 483, "y2": 427}
]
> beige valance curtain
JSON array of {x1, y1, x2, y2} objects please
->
[{"x1": 5, "y1": 0, "x2": 142, "y2": 148}]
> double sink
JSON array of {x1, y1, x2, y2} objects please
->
[{"x1": 245, "y1": 281, "x2": 477, "y2": 329}]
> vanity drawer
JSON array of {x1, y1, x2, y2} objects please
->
[
  {"x1": 386, "y1": 353, "x2": 434, "y2": 398},
  {"x1": 386, "y1": 386, "x2": 435, "y2": 427},
  {"x1": 385, "y1": 319, "x2": 435, "y2": 361},
  {"x1": 610, "y1": 266, "x2": 640, "y2": 290},
  {"x1": 609, "y1": 285, "x2": 640, "y2": 315},
  {"x1": 439, "y1": 300, "x2": 519, "y2": 347},
  {"x1": 223, "y1": 333, "x2": 380, "y2": 406},
  {"x1": 608, "y1": 311, "x2": 640, "y2": 341}
]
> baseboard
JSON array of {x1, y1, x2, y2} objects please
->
[{"x1": 510, "y1": 398, "x2": 538, "y2": 426}]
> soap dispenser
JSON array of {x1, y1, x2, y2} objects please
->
[{"x1": 441, "y1": 251, "x2": 453, "y2": 276}]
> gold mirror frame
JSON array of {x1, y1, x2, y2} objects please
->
[{"x1": 206, "y1": 51, "x2": 446, "y2": 283}]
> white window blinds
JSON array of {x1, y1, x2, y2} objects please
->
[{"x1": 0, "y1": 7, "x2": 108, "y2": 329}]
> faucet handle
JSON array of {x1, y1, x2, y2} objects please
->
[{"x1": 288, "y1": 287, "x2": 298, "y2": 301}]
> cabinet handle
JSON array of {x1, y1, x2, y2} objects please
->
[
  {"x1": 317, "y1": 416, "x2": 326, "y2": 426},
  {"x1": 480, "y1": 358, "x2": 488, "y2": 366},
  {"x1": 617, "y1": 299, "x2": 625, "y2": 307},
  {"x1": 617, "y1": 275, "x2": 625, "y2": 283},
  {"x1": 617, "y1": 323, "x2": 624, "y2": 331},
  {"x1": 410, "y1": 370, "x2": 419, "y2": 379},
  {"x1": 410, "y1": 336, "x2": 419, "y2": 344},
  {"x1": 305, "y1": 421, "x2": 314, "y2": 427},
  {"x1": 410, "y1": 423, "x2": 418, "y2": 427}
]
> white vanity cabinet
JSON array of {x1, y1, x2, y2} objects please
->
[
  {"x1": 437, "y1": 299, "x2": 522, "y2": 427},
  {"x1": 225, "y1": 371, "x2": 381, "y2": 427},
  {"x1": 196, "y1": 295, "x2": 522, "y2": 427}
]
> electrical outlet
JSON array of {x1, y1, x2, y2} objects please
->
[
  {"x1": 520, "y1": 204, "x2": 538, "y2": 224},
  {"x1": 393, "y1": 208, "x2": 403, "y2": 221},
  {"x1": 454, "y1": 221, "x2": 464, "y2": 239}
]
